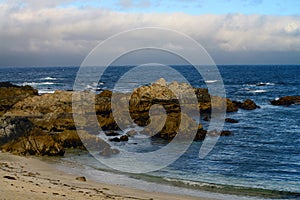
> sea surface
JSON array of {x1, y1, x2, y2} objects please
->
[{"x1": 0, "y1": 65, "x2": 299, "y2": 199}]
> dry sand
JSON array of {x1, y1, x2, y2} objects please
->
[{"x1": 0, "y1": 152, "x2": 215, "y2": 200}]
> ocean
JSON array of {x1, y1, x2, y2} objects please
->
[{"x1": 0, "y1": 65, "x2": 299, "y2": 199}]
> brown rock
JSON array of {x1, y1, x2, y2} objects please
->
[
  {"x1": 1, "y1": 129, "x2": 65, "y2": 156},
  {"x1": 233, "y1": 99, "x2": 260, "y2": 110},
  {"x1": 120, "y1": 135, "x2": 129, "y2": 141},
  {"x1": 0, "y1": 116, "x2": 34, "y2": 145},
  {"x1": 0, "y1": 82, "x2": 38, "y2": 116},
  {"x1": 270, "y1": 96, "x2": 300, "y2": 106},
  {"x1": 220, "y1": 130, "x2": 233, "y2": 136},
  {"x1": 75, "y1": 176, "x2": 86, "y2": 182}
]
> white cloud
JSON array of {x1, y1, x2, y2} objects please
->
[{"x1": 0, "y1": 1, "x2": 300, "y2": 65}]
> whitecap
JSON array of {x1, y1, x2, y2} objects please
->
[
  {"x1": 41, "y1": 77, "x2": 57, "y2": 80},
  {"x1": 249, "y1": 89, "x2": 267, "y2": 93},
  {"x1": 205, "y1": 80, "x2": 218, "y2": 83},
  {"x1": 22, "y1": 82, "x2": 55, "y2": 86},
  {"x1": 38, "y1": 90, "x2": 55, "y2": 94}
]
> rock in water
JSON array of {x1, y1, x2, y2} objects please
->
[
  {"x1": 233, "y1": 99, "x2": 260, "y2": 110},
  {"x1": 270, "y1": 96, "x2": 300, "y2": 106},
  {"x1": 120, "y1": 135, "x2": 129, "y2": 141},
  {"x1": 225, "y1": 118, "x2": 239, "y2": 123}
]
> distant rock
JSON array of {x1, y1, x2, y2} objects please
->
[
  {"x1": 220, "y1": 130, "x2": 233, "y2": 136},
  {"x1": 225, "y1": 118, "x2": 239, "y2": 123},
  {"x1": 270, "y1": 96, "x2": 300, "y2": 106},
  {"x1": 233, "y1": 99, "x2": 260, "y2": 110}
]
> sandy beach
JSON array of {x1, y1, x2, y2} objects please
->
[{"x1": 0, "y1": 152, "x2": 214, "y2": 200}]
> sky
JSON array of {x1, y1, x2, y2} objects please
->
[{"x1": 0, "y1": 0, "x2": 300, "y2": 66}]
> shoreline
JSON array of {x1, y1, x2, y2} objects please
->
[
  {"x1": 47, "y1": 150, "x2": 300, "y2": 200},
  {"x1": 0, "y1": 152, "x2": 215, "y2": 200}
]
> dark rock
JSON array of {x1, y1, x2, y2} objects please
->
[
  {"x1": 120, "y1": 135, "x2": 129, "y2": 141},
  {"x1": 3, "y1": 175, "x2": 17, "y2": 180},
  {"x1": 75, "y1": 176, "x2": 86, "y2": 182},
  {"x1": 270, "y1": 96, "x2": 300, "y2": 106},
  {"x1": 109, "y1": 137, "x2": 120, "y2": 142},
  {"x1": 203, "y1": 116, "x2": 210, "y2": 121},
  {"x1": 220, "y1": 130, "x2": 232, "y2": 136},
  {"x1": 225, "y1": 118, "x2": 239, "y2": 123},
  {"x1": 194, "y1": 128, "x2": 207, "y2": 141},
  {"x1": 256, "y1": 83, "x2": 266, "y2": 86},
  {"x1": 226, "y1": 99, "x2": 239, "y2": 112},
  {"x1": 0, "y1": 82, "x2": 20, "y2": 88}
]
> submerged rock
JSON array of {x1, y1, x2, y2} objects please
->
[{"x1": 225, "y1": 118, "x2": 239, "y2": 123}]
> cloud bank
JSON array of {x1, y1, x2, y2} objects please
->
[{"x1": 0, "y1": 1, "x2": 300, "y2": 66}]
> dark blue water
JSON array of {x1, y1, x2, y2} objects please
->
[{"x1": 1, "y1": 65, "x2": 299, "y2": 194}]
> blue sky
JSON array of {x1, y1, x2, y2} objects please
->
[{"x1": 66, "y1": 0, "x2": 300, "y2": 15}]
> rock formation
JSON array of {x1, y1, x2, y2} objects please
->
[
  {"x1": 270, "y1": 96, "x2": 300, "y2": 106},
  {"x1": 0, "y1": 82, "x2": 38, "y2": 116},
  {"x1": 0, "y1": 80, "x2": 262, "y2": 156}
]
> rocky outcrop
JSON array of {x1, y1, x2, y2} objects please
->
[
  {"x1": 0, "y1": 80, "x2": 260, "y2": 156},
  {"x1": 1, "y1": 87, "x2": 111, "y2": 156},
  {"x1": 270, "y1": 96, "x2": 300, "y2": 106},
  {"x1": 0, "y1": 115, "x2": 65, "y2": 156},
  {"x1": 0, "y1": 82, "x2": 38, "y2": 116},
  {"x1": 0, "y1": 117, "x2": 34, "y2": 145},
  {"x1": 0, "y1": 126, "x2": 64, "y2": 156}
]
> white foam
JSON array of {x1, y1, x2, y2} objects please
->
[
  {"x1": 23, "y1": 82, "x2": 55, "y2": 86},
  {"x1": 249, "y1": 89, "x2": 267, "y2": 93},
  {"x1": 38, "y1": 90, "x2": 55, "y2": 94},
  {"x1": 205, "y1": 80, "x2": 218, "y2": 83},
  {"x1": 41, "y1": 77, "x2": 57, "y2": 80}
]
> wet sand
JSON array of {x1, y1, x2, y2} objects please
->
[{"x1": 0, "y1": 152, "x2": 214, "y2": 200}]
